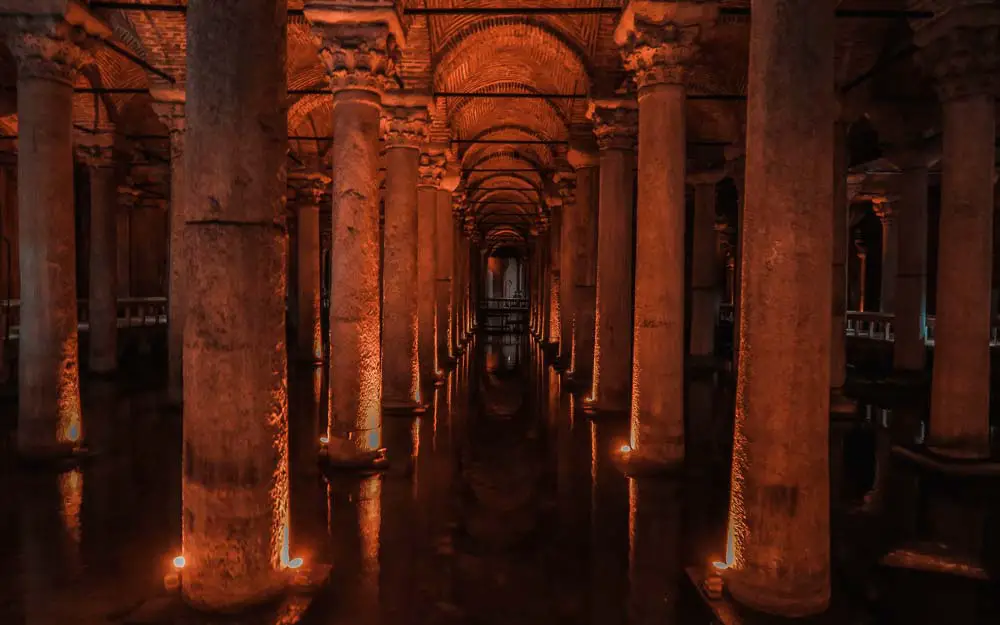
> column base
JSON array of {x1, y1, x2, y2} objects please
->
[
  {"x1": 891, "y1": 444, "x2": 1000, "y2": 477},
  {"x1": 618, "y1": 447, "x2": 684, "y2": 476},
  {"x1": 382, "y1": 401, "x2": 428, "y2": 417},
  {"x1": 319, "y1": 441, "x2": 389, "y2": 472},
  {"x1": 16, "y1": 442, "x2": 93, "y2": 469},
  {"x1": 880, "y1": 542, "x2": 990, "y2": 581},
  {"x1": 581, "y1": 397, "x2": 628, "y2": 420},
  {"x1": 829, "y1": 389, "x2": 857, "y2": 418},
  {"x1": 723, "y1": 567, "x2": 831, "y2": 619}
]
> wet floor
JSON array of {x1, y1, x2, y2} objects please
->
[{"x1": 0, "y1": 334, "x2": 998, "y2": 624}]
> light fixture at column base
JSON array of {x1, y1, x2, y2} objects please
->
[
  {"x1": 828, "y1": 390, "x2": 857, "y2": 417},
  {"x1": 382, "y1": 401, "x2": 428, "y2": 417},
  {"x1": 891, "y1": 444, "x2": 1000, "y2": 477},
  {"x1": 319, "y1": 445, "x2": 389, "y2": 472},
  {"x1": 16, "y1": 443, "x2": 94, "y2": 469}
]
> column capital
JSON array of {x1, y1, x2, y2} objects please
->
[
  {"x1": 615, "y1": 1, "x2": 718, "y2": 90},
  {"x1": 914, "y1": 4, "x2": 1000, "y2": 102},
  {"x1": 290, "y1": 172, "x2": 330, "y2": 207},
  {"x1": 381, "y1": 92, "x2": 431, "y2": 149},
  {"x1": 586, "y1": 98, "x2": 638, "y2": 151},
  {"x1": 555, "y1": 170, "x2": 577, "y2": 205},
  {"x1": 118, "y1": 185, "x2": 142, "y2": 210},
  {"x1": 75, "y1": 134, "x2": 114, "y2": 168},
  {"x1": 846, "y1": 172, "x2": 866, "y2": 201},
  {"x1": 150, "y1": 88, "x2": 186, "y2": 160},
  {"x1": 687, "y1": 169, "x2": 725, "y2": 186},
  {"x1": 871, "y1": 195, "x2": 899, "y2": 223},
  {"x1": 418, "y1": 148, "x2": 447, "y2": 188},
  {"x1": 306, "y1": 1, "x2": 405, "y2": 96},
  {"x1": 2, "y1": 2, "x2": 110, "y2": 85}
]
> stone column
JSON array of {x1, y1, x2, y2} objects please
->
[
  {"x1": 854, "y1": 235, "x2": 868, "y2": 312},
  {"x1": 556, "y1": 171, "x2": 576, "y2": 368},
  {"x1": 873, "y1": 196, "x2": 898, "y2": 313},
  {"x1": 725, "y1": 0, "x2": 834, "y2": 616},
  {"x1": 586, "y1": 99, "x2": 637, "y2": 414},
  {"x1": 616, "y1": 2, "x2": 716, "y2": 463},
  {"x1": 418, "y1": 150, "x2": 445, "y2": 386},
  {"x1": 182, "y1": 0, "x2": 289, "y2": 610},
  {"x1": 893, "y1": 161, "x2": 929, "y2": 374},
  {"x1": 309, "y1": 9, "x2": 403, "y2": 465},
  {"x1": 724, "y1": 144, "x2": 745, "y2": 368},
  {"x1": 688, "y1": 171, "x2": 724, "y2": 363},
  {"x1": 151, "y1": 88, "x2": 186, "y2": 405},
  {"x1": 381, "y1": 97, "x2": 429, "y2": 413},
  {"x1": 567, "y1": 146, "x2": 599, "y2": 384},
  {"x1": 917, "y1": 6, "x2": 998, "y2": 459},
  {"x1": 451, "y1": 215, "x2": 464, "y2": 354},
  {"x1": 435, "y1": 182, "x2": 455, "y2": 369},
  {"x1": 546, "y1": 201, "x2": 563, "y2": 348},
  {"x1": 292, "y1": 173, "x2": 327, "y2": 363},
  {"x1": 78, "y1": 137, "x2": 118, "y2": 373},
  {"x1": 830, "y1": 126, "x2": 861, "y2": 413},
  {"x1": 8, "y1": 16, "x2": 100, "y2": 458},
  {"x1": 117, "y1": 186, "x2": 140, "y2": 298}
]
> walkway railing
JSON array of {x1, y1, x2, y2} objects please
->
[
  {"x1": 1, "y1": 297, "x2": 168, "y2": 341},
  {"x1": 482, "y1": 297, "x2": 530, "y2": 312}
]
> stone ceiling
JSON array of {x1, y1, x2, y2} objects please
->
[{"x1": 0, "y1": 0, "x2": 954, "y2": 241}]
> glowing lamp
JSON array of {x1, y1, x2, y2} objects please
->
[
  {"x1": 287, "y1": 557, "x2": 304, "y2": 569},
  {"x1": 319, "y1": 436, "x2": 329, "y2": 444},
  {"x1": 712, "y1": 560, "x2": 729, "y2": 571},
  {"x1": 172, "y1": 555, "x2": 186, "y2": 569},
  {"x1": 619, "y1": 444, "x2": 632, "y2": 454},
  {"x1": 66, "y1": 424, "x2": 80, "y2": 442}
]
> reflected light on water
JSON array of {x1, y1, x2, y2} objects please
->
[{"x1": 59, "y1": 468, "x2": 83, "y2": 546}]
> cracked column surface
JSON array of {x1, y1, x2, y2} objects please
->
[
  {"x1": 435, "y1": 185, "x2": 455, "y2": 368},
  {"x1": 79, "y1": 138, "x2": 118, "y2": 374},
  {"x1": 294, "y1": 174, "x2": 327, "y2": 363},
  {"x1": 182, "y1": 0, "x2": 289, "y2": 610},
  {"x1": 919, "y1": 5, "x2": 998, "y2": 460},
  {"x1": 381, "y1": 98, "x2": 428, "y2": 412},
  {"x1": 309, "y1": 7, "x2": 404, "y2": 462},
  {"x1": 417, "y1": 151, "x2": 444, "y2": 387},
  {"x1": 726, "y1": 0, "x2": 834, "y2": 616},
  {"x1": 10, "y1": 16, "x2": 96, "y2": 459},
  {"x1": 587, "y1": 100, "x2": 636, "y2": 414},
  {"x1": 567, "y1": 147, "x2": 598, "y2": 384}
]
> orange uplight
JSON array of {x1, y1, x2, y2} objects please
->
[
  {"x1": 619, "y1": 444, "x2": 632, "y2": 454},
  {"x1": 712, "y1": 560, "x2": 729, "y2": 571},
  {"x1": 173, "y1": 555, "x2": 186, "y2": 569},
  {"x1": 319, "y1": 435, "x2": 329, "y2": 444},
  {"x1": 287, "y1": 557, "x2": 304, "y2": 569}
]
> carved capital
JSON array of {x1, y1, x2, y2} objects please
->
[
  {"x1": 914, "y1": 5, "x2": 1000, "y2": 102},
  {"x1": 6, "y1": 20, "x2": 92, "y2": 85},
  {"x1": 291, "y1": 172, "x2": 330, "y2": 207},
  {"x1": 118, "y1": 185, "x2": 142, "y2": 210},
  {"x1": 418, "y1": 149, "x2": 447, "y2": 188},
  {"x1": 311, "y1": 25, "x2": 401, "y2": 94},
  {"x1": 75, "y1": 134, "x2": 114, "y2": 168},
  {"x1": 381, "y1": 99, "x2": 430, "y2": 149},
  {"x1": 555, "y1": 170, "x2": 577, "y2": 206},
  {"x1": 616, "y1": 1, "x2": 717, "y2": 89},
  {"x1": 871, "y1": 196, "x2": 898, "y2": 224},
  {"x1": 586, "y1": 99, "x2": 638, "y2": 152}
]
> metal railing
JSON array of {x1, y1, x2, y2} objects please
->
[
  {"x1": 2, "y1": 297, "x2": 168, "y2": 340},
  {"x1": 482, "y1": 297, "x2": 530, "y2": 311}
]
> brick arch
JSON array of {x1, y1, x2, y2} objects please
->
[{"x1": 463, "y1": 148, "x2": 548, "y2": 175}]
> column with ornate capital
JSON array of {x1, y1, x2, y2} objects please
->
[
  {"x1": 893, "y1": 160, "x2": 929, "y2": 375},
  {"x1": 292, "y1": 173, "x2": 328, "y2": 363},
  {"x1": 917, "y1": 5, "x2": 998, "y2": 459},
  {"x1": 585, "y1": 100, "x2": 637, "y2": 414},
  {"x1": 381, "y1": 97, "x2": 429, "y2": 413},
  {"x1": 617, "y1": 1, "x2": 716, "y2": 462},
  {"x1": 309, "y1": 5, "x2": 404, "y2": 465},
  {"x1": 418, "y1": 149, "x2": 445, "y2": 385},
  {"x1": 556, "y1": 171, "x2": 576, "y2": 369},
  {"x1": 78, "y1": 136, "x2": 118, "y2": 373},
  {"x1": 566, "y1": 146, "x2": 598, "y2": 384},
  {"x1": 151, "y1": 88, "x2": 186, "y2": 404},
  {"x1": 688, "y1": 171, "x2": 724, "y2": 364},
  {"x1": 435, "y1": 178, "x2": 456, "y2": 369},
  {"x1": 546, "y1": 198, "x2": 563, "y2": 349},
  {"x1": 181, "y1": 0, "x2": 289, "y2": 609},
  {"x1": 873, "y1": 197, "x2": 898, "y2": 313},
  {"x1": 725, "y1": 0, "x2": 834, "y2": 615},
  {"x1": 7, "y1": 15, "x2": 103, "y2": 458}
]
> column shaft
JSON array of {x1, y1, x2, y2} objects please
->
[
  {"x1": 689, "y1": 181, "x2": 720, "y2": 359},
  {"x1": 929, "y1": 95, "x2": 994, "y2": 458},
  {"x1": 182, "y1": 0, "x2": 288, "y2": 609},
  {"x1": 877, "y1": 207, "x2": 898, "y2": 312},
  {"x1": 382, "y1": 145, "x2": 421, "y2": 409},
  {"x1": 571, "y1": 165, "x2": 598, "y2": 382},
  {"x1": 893, "y1": 166, "x2": 928, "y2": 373},
  {"x1": 590, "y1": 147, "x2": 635, "y2": 412},
  {"x1": 435, "y1": 189, "x2": 453, "y2": 366},
  {"x1": 116, "y1": 202, "x2": 131, "y2": 297},
  {"x1": 329, "y1": 90, "x2": 383, "y2": 452},
  {"x1": 631, "y1": 83, "x2": 685, "y2": 462},
  {"x1": 830, "y1": 126, "x2": 849, "y2": 392},
  {"x1": 166, "y1": 124, "x2": 186, "y2": 405},
  {"x1": 548, "y1": 209, "x2": 562, "y2": 347},
  {"x1": 296, "y1": 203, "x2": 322, "y2": 362},
  {"x1": 88, "y1": 166, "x2": 118, "y2": 373},
  {"x1": 726, "y1": 0, "x2": 834, "y2": 615},
  {"x1": 417, "y1": 184, "x2": 437, "y2": 385},
  {"x1": 15, "y1": 67, "x2": 82, "y2": 457},
  {"x1": 558, "y1": 191, "x2": 575, "y2": 365}
]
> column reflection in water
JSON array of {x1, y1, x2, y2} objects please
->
[
  {"x1": 589, "y1": 419, "x2": 630, "y2": 625},
  {"x1": 328, "y1": 476, "x2": 382, "y2": 625},
  {"x1": 628, "y1": 478, "x2": 681, "y2": 625},
  {"x1": 289, "y1": 367, "x2": 328, "y2": 565}
]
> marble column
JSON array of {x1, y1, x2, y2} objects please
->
[
  {"x1": 726, "y1": 0, "x2": 834, "y2": 616},
  {"x1": 556, "y1": 172, "x2": 576, "y2": 367},
  {"x1": 117, "y1": 186, "x2": 140, "y2": 298},
  {"x1": 79, "y1": 137, "x2": 118, "y2": 373},
  {"x1": 452, "y1": 216, "x2": 464, "y2": 354},
  {"x1": 586, "y1": 100, "x2": 637, "y2": 414},
  {"x1": 381, "y1": 99, "x2": 428, "y2": 412},
  {"x1": 293, "y1": 173, "x2": 327, "y2": 363},
  {"x1": 688, "y1": 172, "x2": 724, "y2": 362},
  {"x1": 547, "y1": 203, "x2": 563, "y2": 348},
  {"x1": 893, "y1": 162, "x2": 929, "y2": 374},
  {"x1": 618, "y1": 2, "x2": 715, "y2": 464},
  {"x1": 418, "y1": 150, "x2": 445, "y2": 386},
  {"x1": 917, "y1": 7, "x2": 997, "y2": 459},
  {"x1": 873, "y1": 197, "x2": 898, "y2": 313},
  {"x1": 567, "y1": 147, "x2": 599, "y2": 383},
  {"x1": 151, "y1": 88, "x2": 186, "y2": 405},
  {"x1": 182, "y1": 0, "x2": 289, "y2": 610},
  {"x1": 435, "y1": 185, "x2": 454, "y2": 369},
  {"x1": 309, "y1": 9, "x2": 403, "y2": 464},
  {"x1": 9, "y1": 19, "x2": 95, "y2": 458}
]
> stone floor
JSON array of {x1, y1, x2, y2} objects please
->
[{"x1": 0, "y1": 334, "x2": 997, "y2": 624}]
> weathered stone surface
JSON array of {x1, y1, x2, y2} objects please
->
[
  {"x1": 435, "y1": 188, "x2": 454, "y2": 367},
  {"x1": 85, "y1": 158, "x2": 118, "y2": 373}
]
